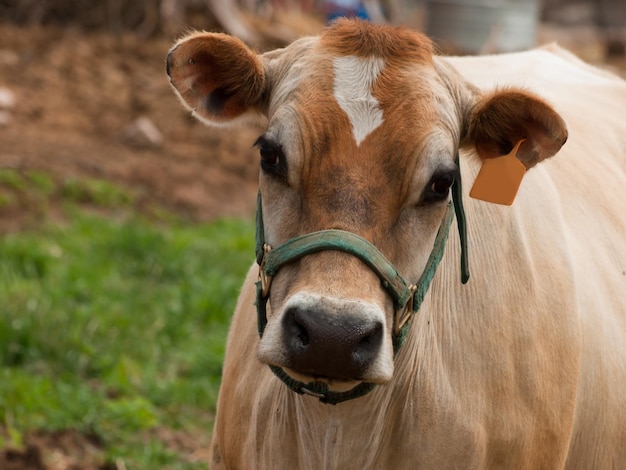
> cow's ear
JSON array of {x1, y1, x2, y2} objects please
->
[
  {"x1": 465, "y1": 89, "x2": 568, "y2": 169},
  {"x1": 166, "y1": 32, "x2": 266, "y2": 125}
]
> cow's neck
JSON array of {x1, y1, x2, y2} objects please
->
[{"x1": 280, "y1": 315, "x2": 452, "y2": 467}]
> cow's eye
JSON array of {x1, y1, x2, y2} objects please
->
[
  {"x1": 422, "y1": 169, "x2": 458, "y2": 204},
  {"x1": 260, "y1": 145, "x2": 280, "y2": 168},
  {"x1": 254, "y1": 136, "x2": 286, "y2": 177}
]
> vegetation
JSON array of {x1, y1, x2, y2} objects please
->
[{"x1": 0, "y1": 169, "x2": 255, "y2": 468}]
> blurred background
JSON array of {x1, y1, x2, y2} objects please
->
[{"x1": 0, "y1": 1, "x2": 624, "y2": 469}]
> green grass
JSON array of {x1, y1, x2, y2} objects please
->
[
  {"x1": 0, "y1": 211, "x2": 255, "y2": 467},
  {"x1": 0, "y1": 168, "x2": 137, "y2": 219}
]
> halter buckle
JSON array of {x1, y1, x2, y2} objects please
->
[
  {"x1": 394, "y1": 284, "x2": 417, "y2": 335},
  {"x1": 299, "y1": 386, "x2": 326, "y2": 398},
  {"x1": 258, "y1": 244, "x2": 273, "y2": 297}
]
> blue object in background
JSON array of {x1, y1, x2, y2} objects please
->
[{"x1": 324, "y1": 0, "x2": 370, "y2": 21}]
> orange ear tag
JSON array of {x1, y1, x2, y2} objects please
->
[{"x1": 470, "y1": 139, "x2": 526, "y2": 206}]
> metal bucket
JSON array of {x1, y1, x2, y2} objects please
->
[{"x1": 424, "y1": 0, "x2": 540, "y2": 54}]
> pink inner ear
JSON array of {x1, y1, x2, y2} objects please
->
[
  {"x1": 171, "y1": 59, "x2": 219, "y2": 107},
  {"x1": 516, "y1": 121, "x2": 567, "y2": 167},
  {"x1": 167, "y1": 32, "x2": 266, "y2": 123}
]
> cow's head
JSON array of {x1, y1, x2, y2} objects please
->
[{"x1": 167, "y1": 19, "x2": 567, "y2": 400}]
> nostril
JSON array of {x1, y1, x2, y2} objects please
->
[
  {"x1": 295, "y1": 322, "x2": 310, "y2": 347},
  {"x1": 297, "y1": 328, "x2": 309, "y2": 346},
  {"x1": 359, "y1": 323, "x2": 382, "y2": 346},
  {"x1": 283, "y1": 309, "x2": 310, "y2": 352},
  {"x1": 354, "y1": 322, "x2": 382, "y2": 361}
]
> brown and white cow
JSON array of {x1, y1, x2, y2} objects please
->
[{"x1": 167, "y1": 19, "x2": 626, "y2": 469}]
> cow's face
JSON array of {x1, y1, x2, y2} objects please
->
[{"x1": 167, "y1": 19, "x2": 567, "y2": 393}]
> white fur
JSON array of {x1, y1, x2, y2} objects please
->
[{"x1": 333, "y1": 56, "x2": 385, "y2": 146}]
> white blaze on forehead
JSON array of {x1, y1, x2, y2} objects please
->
[{"x1": 333, "y1": 55, "x2": 385, "y2": 146}]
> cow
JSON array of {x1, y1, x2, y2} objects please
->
[{"x1": 166, "y1": 18, "x2": 626, "y2": 469}]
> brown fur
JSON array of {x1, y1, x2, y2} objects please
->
[
  {"x1": 320, "y1": 18, "x2": 433, "y2": 63},
  {"x1": 467, "y1": 89, "x2": 569, "y2": 167}
]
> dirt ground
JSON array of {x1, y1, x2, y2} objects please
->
[
  {"x1": 0, "y1": 18, "x2": 624, "y2": 470},
  {"x1": 0, "y1": 22, "x2": 266, "y2": 234}
]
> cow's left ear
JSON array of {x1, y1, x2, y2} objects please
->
[
  {"x1": 465, "y1": 89, "x2": 568, "y2": 169},
  {"x1": 166, "y1": 32, "x2": 266, "y2": 125}
]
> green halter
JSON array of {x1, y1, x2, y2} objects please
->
[{"x1": 254, "y1": 156, "x2": 469, "y2": 404}]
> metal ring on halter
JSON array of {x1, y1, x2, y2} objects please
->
[
  {"x1": 394, "y1": 284, "x2": 417, "y2": 335},
  {"x1": 299, "y1": 386, "x2": 326, "y2": 398},
  {"x1": 259, "y1": 244, "x2": 273, "y2": 297}
]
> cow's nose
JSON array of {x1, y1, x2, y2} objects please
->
[{"x1": 281, "y1": 304, "x2": 383, "y2": 381}]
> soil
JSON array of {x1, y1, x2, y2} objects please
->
[
  {"x1": 0, "y1": 427, "x2": 211, "y2": 470},
  {"x1": 0, "y1": 22, "x2": 264, "y2": 233},
  {"x1": 0, "y1": 431, "x2": 103, "y2": 470},
  {"x1": 0, "y1": 18, "x2": 624, "y2": 470}
]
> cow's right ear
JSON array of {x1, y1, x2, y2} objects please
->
[
  {"x1": 464, "y1": 88, "x2": 568, "y2": 169},
  {"x1": 166, "y1": 32, "x2": 266, "y2": 125}
]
